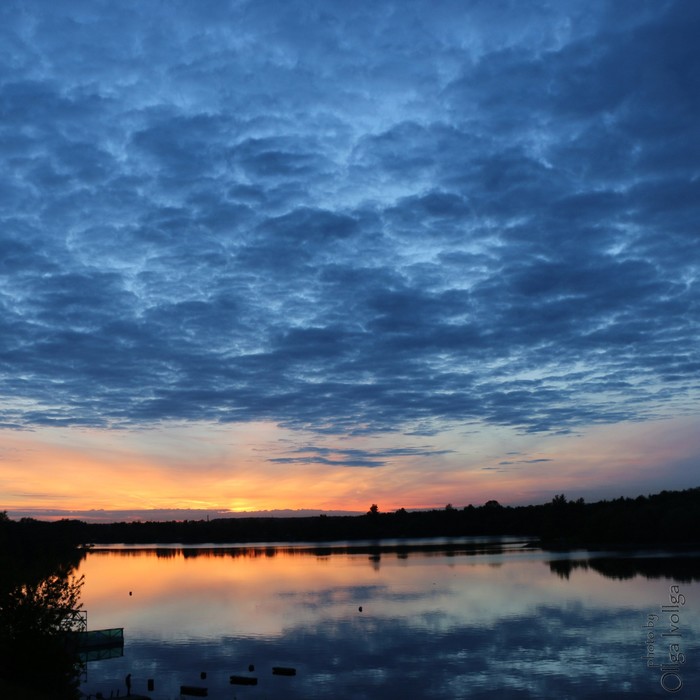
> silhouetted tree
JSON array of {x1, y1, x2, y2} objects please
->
[{"x1": 0, "y1": 521, "x2": 85, "y2": 699}]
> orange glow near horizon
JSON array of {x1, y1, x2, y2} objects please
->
[{"x1": 1, "y1": 415, "x2": 699, "y2": 518}]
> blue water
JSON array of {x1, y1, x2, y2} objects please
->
[{"x1": 77, "y1": 541, "x2": 700, "y2": 699}]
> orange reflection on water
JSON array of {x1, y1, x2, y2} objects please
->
[
  {"x1": 76, "y1": 545, "x2": 681, "y2": 648},
  {"x1": 79, "y1": 547, "x2": 392, "y2": 639}
]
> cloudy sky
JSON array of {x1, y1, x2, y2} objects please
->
[{"x1": 1, "y1": 0, "x2": 699, "y2": 521}]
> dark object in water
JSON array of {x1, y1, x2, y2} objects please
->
[
  {"x1": 180, "y1": 685, "x2": 208, "y2": 696},
  {"x1": 231, "y1": 675, "x2": 258, "y2": 685},
  {"x1": 248, "y1": 663, "x2": 255, "y2": 672},
  {"x1": 359, "y1": 606, "x2": 362, "y2": 612},
  {"x1": 272, "y1": 666, "x2": 297, "y2": 676}
]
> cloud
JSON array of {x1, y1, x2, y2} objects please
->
[
  {"x1": 497, "y1": 458, "x2": 553, "y2": 468},
  {"x1": 268, "y1": 445, "x2": 453, "y2": 468},
  {"x1": 0, "y1": 0, "x2": 697, "y2": 444}
]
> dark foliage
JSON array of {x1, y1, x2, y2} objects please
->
[
  {"x1": 0, "y1": 517, "x2": 87, "y2": 700},
  {"x1": 5, "y1": 486, "x2": 699, "y2": 550}
]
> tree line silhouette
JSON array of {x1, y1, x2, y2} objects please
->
[{"x1": 3, "y1": 486, "x2": 698, "y2": 548}]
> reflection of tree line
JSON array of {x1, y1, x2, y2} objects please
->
[
  {"x1": 91, "y1": 540, "x2": 526, "y2": 560},
  {"x1": 549, "y1": 556, "x2": 700, "y2": 582},
  {"x1": 22, "y1": 486, "x2": 697, "y2": 548},
  {"x1": 0, "y1": 513, "x2": 86, "y2": 700},
  {"x1": 92, "y1": 545, "x2": 700, "y2": 583}
]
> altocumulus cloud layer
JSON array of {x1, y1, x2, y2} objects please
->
[{"x1": 1, "y1": 0, "x2": 698, "y2": 438}]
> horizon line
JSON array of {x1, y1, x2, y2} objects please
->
[{"x1": 5, "y1": 486, "x2": 699, "y2": 524}]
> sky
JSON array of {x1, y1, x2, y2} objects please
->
[{"x1": 1, "y1": 0, "x2": 699, "y2": 522}]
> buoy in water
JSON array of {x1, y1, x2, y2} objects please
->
[
  {"x1": 272, "y1": 666, "x2": 296, "y2": 676},
  {"x1": 231, "y1": 675, "x2": 257, "y2": 686}
]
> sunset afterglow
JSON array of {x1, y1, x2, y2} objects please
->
[{"x1": 3, "y1": 415, "x2": 699, "y2": 519}]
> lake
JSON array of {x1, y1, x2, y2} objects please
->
[{"x1": 76, "y1": 538, "x2": 699, "y2": 699}]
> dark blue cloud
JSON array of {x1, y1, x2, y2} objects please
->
[
  {"x1": 269, "y1": 445, "x2": 452, "y2": 468},
  {"x1": 0, "y1": 0, "x2": 698, "y2": 451}
]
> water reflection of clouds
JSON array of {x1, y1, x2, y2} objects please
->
[
  {"x1": 84, "y1": 607, "x2": 682, "y2": 699},
  {"x1": 79, "y1": 548, "x2": 700, "y2": 698}
]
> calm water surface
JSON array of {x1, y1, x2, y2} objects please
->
[{"x1": 77, "y1": 538, "x2": 700, "y2": 699}]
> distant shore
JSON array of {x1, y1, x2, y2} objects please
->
[{"x1": 3, "y1": 486, "x2": 699, "y2": 549}]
